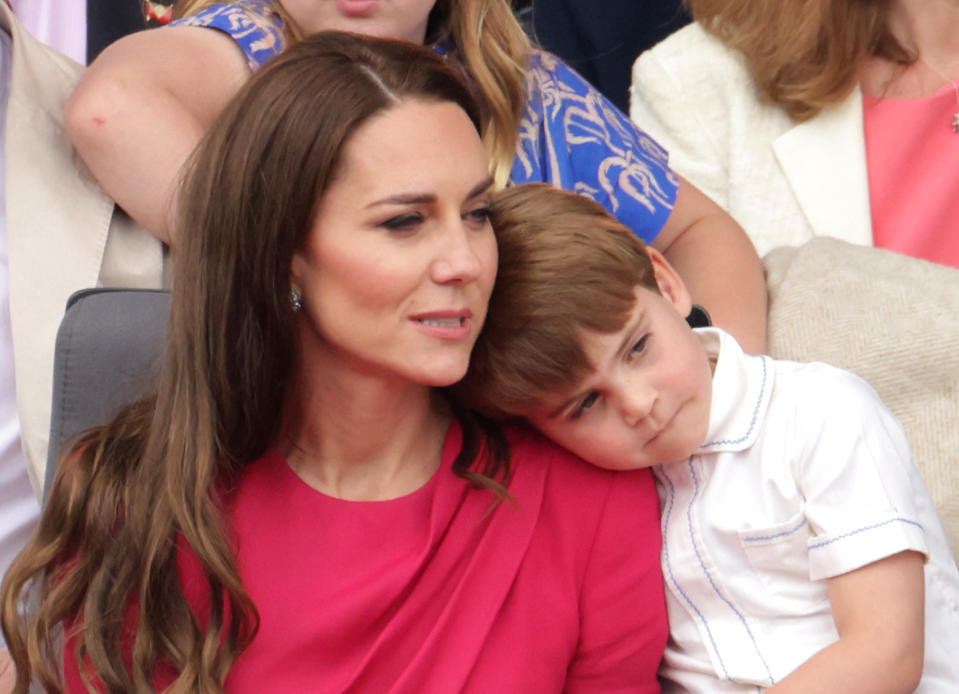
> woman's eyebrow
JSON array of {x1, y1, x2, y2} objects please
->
[{"x1": 366, "y1": 192, "x2": 436, "y2": 208}]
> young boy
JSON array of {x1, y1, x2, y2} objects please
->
[{"x1": 459, "y1": 184, "x2": 959, "y2": 693}]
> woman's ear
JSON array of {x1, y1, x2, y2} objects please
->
[{"x1": 646, "y1": 247, "x2": 693, "y2": 318}]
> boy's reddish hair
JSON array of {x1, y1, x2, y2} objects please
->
[{"x1": 458, "y1": 183, "x2": 658, "y2": 419}]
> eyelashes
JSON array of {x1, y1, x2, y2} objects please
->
[
  {"x1": 629, "y1": 335, "x2": 649, "y2": 358},
  {"x1": 465, "y1": 206, "x2": 492, "y2": 225},
  {"x1": 380, "y1": 212, "x2": 424, "y2": 231},
  {"x1": 571, "y1": 391, "x2": 600, "y2": 420},
  {"x1": 378, "y1": 205, "x2": 491, "y2": 232}
]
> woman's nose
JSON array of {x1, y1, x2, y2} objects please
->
[{"x1": 431, "y1": 222, "x2": 485, "y2": 285}]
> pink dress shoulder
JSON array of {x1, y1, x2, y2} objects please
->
[{"x1": 65, "y1": 422, "x2": 667, "y2": 692}]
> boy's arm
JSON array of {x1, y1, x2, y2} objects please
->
[{"x1": 766, "y1": 550, "x2": 925, "y2": 694}]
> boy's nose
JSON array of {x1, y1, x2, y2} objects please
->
[{"x1": 618, "y1": 383, "x2": 656, "y2": 428}]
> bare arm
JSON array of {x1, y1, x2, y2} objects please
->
[
  {"x1": 0, "y1": 648, "x2": 13, "y2": 694},
  {"x1": 66, "y1": 26, "x2": 252, "y2": 245},
  {"x1": 766, "y1": 551, "x2": 925, "y2": 694},
  {"x1": 651, "y1": 176, "x2": 767, "y2": 354}
]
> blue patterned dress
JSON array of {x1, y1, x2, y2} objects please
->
[{"x1": 172, "y1": 1, "x2": 679, "y2": 243}]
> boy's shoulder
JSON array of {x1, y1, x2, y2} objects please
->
[{"x1": 771, "y1": 358, "x2": 891, "y2": 421}]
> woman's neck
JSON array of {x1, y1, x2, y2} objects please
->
[
  {"x1": 863, "y1": 0, "x2": 959, "y2": 97},
  {"x1": 282, "y1": 362, "x2": 452, "y2": 502},
  {"x1": 890, "y1": 0, "x2": 959, "y2": 64}
]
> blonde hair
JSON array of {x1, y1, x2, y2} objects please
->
[
  {"x1": 458, "y1": 184, "x2": 658, "y2": 419},
  {"x1": 689, "y1": 0, "x2": 912, "y2": 121},
  {"x1": 438, "y1": 0, "x2": 531, "y2": 186},
  {"x1": 172, "y1": 0, "x2": 530, "y2": 185}
]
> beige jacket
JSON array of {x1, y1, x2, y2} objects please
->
[
  {"x1": 630, "y1": 23, "x2": 873, "y2": 257},
  {"x1": 3, "y1": 3, "x2": 165, "y2": 494}
]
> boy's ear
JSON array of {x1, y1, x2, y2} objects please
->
[{"x1": 646, "y1": 247, "x2": 693, "y2": 318}]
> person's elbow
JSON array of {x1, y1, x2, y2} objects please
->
[
  {"x1": 65, "y1": 70, "x2": 134, "y2": 161},
  {"x1": 888, "y1": 638, "x2": 924, "y2": 694}
]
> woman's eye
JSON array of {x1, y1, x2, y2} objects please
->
[
  {"x1": 465, "y1": 206, "x2": 491, "y2": 226},
  {"x1": 380, "y1": 212, "x2": 424, "y2": 231},
  {"x1": 570, "y1": 392, "x2": 600, "y2": 420},
  {"x1": 629, "y1": 335, "x2": 649, "y2": 358}
]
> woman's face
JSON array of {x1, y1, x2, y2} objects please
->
[
  {"x1": 290, "y1": 99, "x2": 497, "y2": 388},
  {"x1": 281, "y1": 0, "x2": 439, "y2": 43}
]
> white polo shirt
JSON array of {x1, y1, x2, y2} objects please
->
[{"x1": 656, "y1": 328, "x2": 959, "y2": 693}]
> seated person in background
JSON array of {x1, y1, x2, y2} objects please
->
[
  {"x1": 460, "y1": 183, "x2": 959, "y2": 693},
  {"x1": 1, "y1": 33, "x2": 667, "y2": 693},
  {"x1": 631, "y1": 0, "x2": 959, "y2": 267},
  {"x1": 531, "y1": 0, "x2": 689, "y2": 112},
  {"x1": 65, "y1": 0, "x2": 767, "y2": 352}
]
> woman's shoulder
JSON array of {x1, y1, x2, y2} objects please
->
[
  {"x1": 523, "y1": 48, "x2": 614, "y2": 103},
  {"x1": 637, "y1": 22, "x2": 748, "y2": 75},
  {"x1": 503, "y1": 424, "x2": 658, "y2": 510},
  {"x1": 632, "y1": 22, "x2": 754, "y2": 103}
]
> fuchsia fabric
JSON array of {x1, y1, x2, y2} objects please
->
[
  {"x1": 864, "y1": 85, "x2": 959, "y2": 268},
  {"x1": 66, "y1": 423, "x2": 667, "y2": 692}
]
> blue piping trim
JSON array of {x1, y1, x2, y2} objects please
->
[
  {"x1": 702, "y1": 355, "x2": 769, "y2": 448},
  {"x1": 809, "y1": 517, "x2": 923, "y2": 549},
  {"x1": 660, "y1": 465, "x2": 731, "y2": 680},
  {"x1": 741, "y1": 518, "x2": 808, "y2": 543},
  {"x1": 684, "y1": 461, "x2": 775, "y2": 685}
]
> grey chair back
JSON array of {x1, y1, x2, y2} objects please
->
[{"x1": 44, "y1": 288, "x2": 171, "y2": 498}]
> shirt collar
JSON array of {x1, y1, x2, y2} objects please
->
[{"x1": 695, "y1": 328, "x2": 774, "y2": 453}]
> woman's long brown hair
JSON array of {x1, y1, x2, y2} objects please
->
[
  {"x1": 688, "y1": 0, "x2": 913, "y2": 120},
  {"x1": 1, "y1": 31, "x2": 507, "y2": 693}
]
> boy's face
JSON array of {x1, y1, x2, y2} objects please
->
[{"x1": 522, "y1": 251, "x2": 714, "y2": 470}]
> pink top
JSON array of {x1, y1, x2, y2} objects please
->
[
  {"x1": 863, "y1": 84, "x2": 959, "y2": 268},
  {"x1": 65, "y1": 423, "x2": 667, "y2": 692}
]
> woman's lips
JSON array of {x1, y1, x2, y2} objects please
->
[{"x1": 336, "y1": 0, "x2": 379, "y2": 18}]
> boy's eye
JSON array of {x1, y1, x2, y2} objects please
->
[
  {"x1": 380, "y1": 212, "x2": 424, "y2": 231},
  {"x1": 570, "y1": 391, "x2": 600, "y2": 420},
  {"x1": 629, "y1": 335, "x2": 649, "y2": 358}
]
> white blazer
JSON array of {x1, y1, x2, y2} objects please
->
[
  {"x1": 630, "y1": 23, "x2": 873, "y2": 258},
  {"x1": 3, "y1": 3, "x2": 165, "y2": 494}
]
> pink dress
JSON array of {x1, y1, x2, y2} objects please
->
[
  {"x1": 863, "y1": 84, "x2": 959, "y2": 267},
  {"x1": 65, "y1": 423, "x2": 667, "y2": 692}
]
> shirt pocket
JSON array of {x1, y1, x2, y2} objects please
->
[{"x1": 737, "y1": 511, "x2": 830, "y2": 614}]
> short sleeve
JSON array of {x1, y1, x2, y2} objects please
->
[
  {"x1": 564, "y1": 468, "x2": 667, "y2": 693},
  {"x1": 512, "y1": 50, "x2": 679, "y2": 244},
  {"x1": 170, "y1": 0, "x2": 287, "y2": 71},
  {"x1": 792, "y1": 368, "x2": 929, "y2": 581}
]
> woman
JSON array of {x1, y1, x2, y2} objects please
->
[
  {"x1": 1, "y1": 32, "x2": 666, "y2": 693},
  {"x1": 65, "y1": 0, "x2": 766, "y2": 353},
  {"x1": 632, "y1": 0, "x2": 959, "y2": 267}
]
